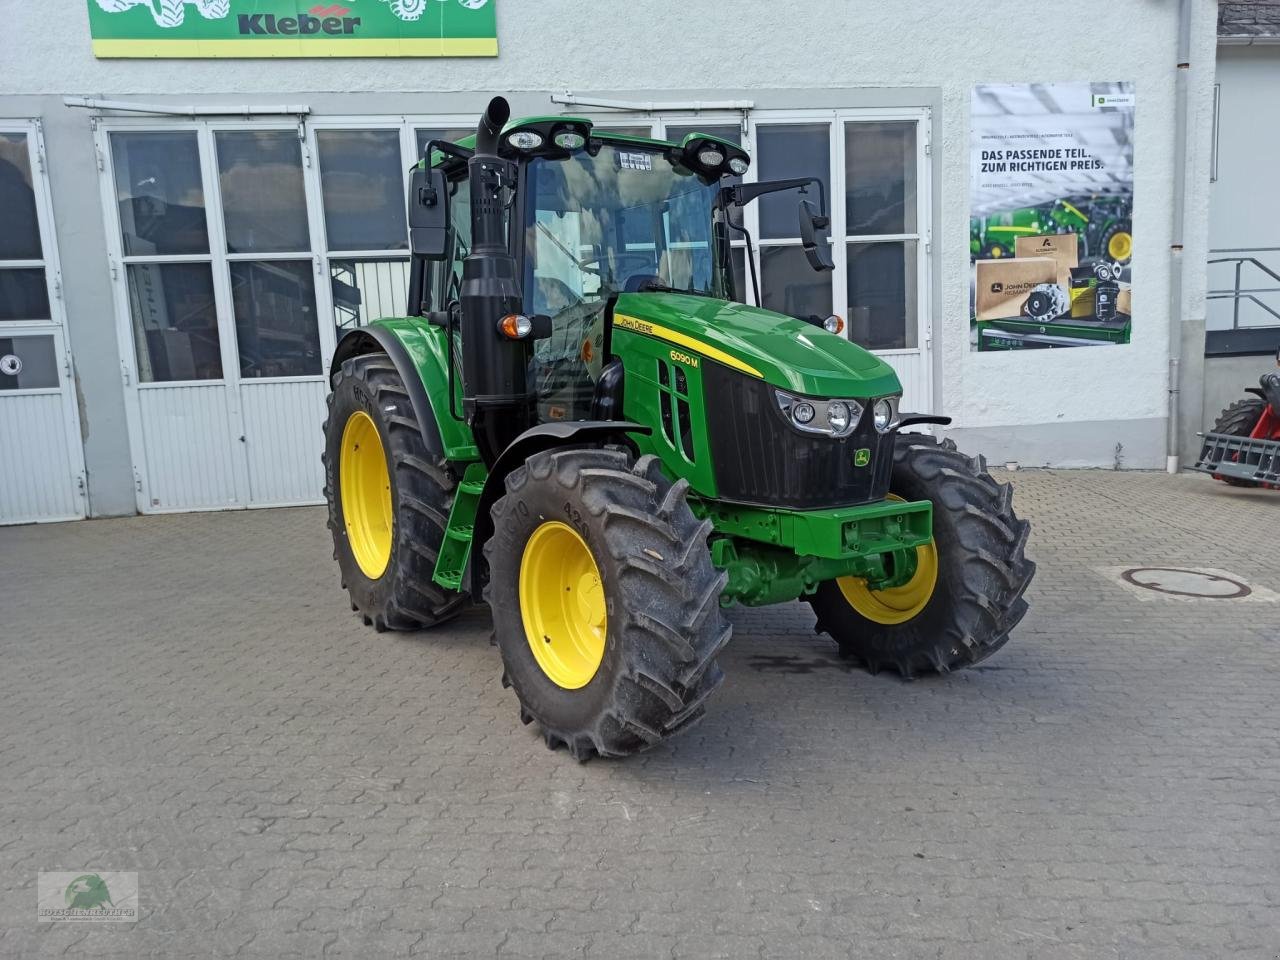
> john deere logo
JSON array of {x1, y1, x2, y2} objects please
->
[
  {"x1": 65, "y1": 875, "x2": 114, "y2": 912},
  {"x1": 853, "y1": 448, "x2": 871, "y2": 467},
  {"x1": 990, "y1": 282, "x2": 1003, "y2": 293}
]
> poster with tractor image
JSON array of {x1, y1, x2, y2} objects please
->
[{"x1": 970, "y1": 82, "x2": 1134, "y2": 351}]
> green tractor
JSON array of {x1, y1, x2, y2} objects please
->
[{"x1": 324, "y1": 98, "x2": 1035, "y2": 760}]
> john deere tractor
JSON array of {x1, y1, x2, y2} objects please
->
[{"x1": 324, "y1": 98, "x2": 1035, "y2": 760}]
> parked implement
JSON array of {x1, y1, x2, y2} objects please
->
[
  {"x1": 1194, "y1": 348, "x2": 1280, "y2": 488},
  {"x1": 324, "y1": 98, "x2": 1036, "y2": 759}
]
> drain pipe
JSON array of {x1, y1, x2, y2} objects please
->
[{"x1": 1166, "y1": 0, "x2": 1193, "y2": 474}]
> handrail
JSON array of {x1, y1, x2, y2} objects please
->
[{"x1": 1207, "y1": 253, "x2": 1280, "y2": 329}]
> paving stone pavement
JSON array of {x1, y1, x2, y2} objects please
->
[{"x1": 1, "y1": 469, "x2": 1278, "y2": 959}]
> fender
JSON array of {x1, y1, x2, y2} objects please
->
[
  {"x1": 469, "y1": 420, "x2": 653, "y2": 599},
  {"x1": 331, "y1": 319, "x2": 479, "y2": 462}
]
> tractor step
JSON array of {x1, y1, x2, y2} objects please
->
[
  {"x1": 432, "y1": 462, "x2": 487, "y2": 592},
  {"x1": 1193, "y1": 431, "x2": 1280, "y2": 485}
]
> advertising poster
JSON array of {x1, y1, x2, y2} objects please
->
[
  {"x1": 86, "y1": 0, "x2": 497, "y2": 59},
  {"x1": 970, "y1": 82, "x2": 1135, "y2": 351}
]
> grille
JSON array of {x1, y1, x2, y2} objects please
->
[{"x1": 702, "y1": 360, "x2": 895, "y2": 509}]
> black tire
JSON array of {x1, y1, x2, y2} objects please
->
[
  {"x1": 1211, "y1": 397, "x2": 1267, "y2": 487},
  {"x1": 484, "y1": 448, "x2": 730, "y2": 760},
  {"x1": 1099, "y1": 220, "x2": 1133, "y2": 264},
  {"x1": 807, "y1": 435, "x2": 1035, "y2": 678},
  {"x1": 323, "y1": 352, "x2": 466, "y2": 631}
]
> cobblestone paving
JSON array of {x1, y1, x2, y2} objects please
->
[{"x1": 1, "y1": 470, "x2": 1277, "y2": 959}]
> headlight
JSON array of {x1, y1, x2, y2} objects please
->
[
  {"x1": 553, "y1": 131, "x2": 586, "y2": 150},
  {"x1": 728, "y1": 156, "x2": 749, "y2": 175},
  {"x1": 697, "y1": 147, "x2": 726, "y2": 168},
  {"x1": 873, "y1": 397, "x2": 898, "y2": 433},
  {"x1": 775, "y1": 390, "x2": 862, "y2": 438},
  {"x1": 822, "y1": 314, "x2": 845, "y2": 335},
  {"x1": 827, "y1": 401, "x2": 851, "y2": 433},
  {"x1": 506, "y1": 130, "x2": 544, "y2": 151}
]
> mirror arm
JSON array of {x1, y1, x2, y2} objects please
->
[
  {"x1": 724, "y1": 217, "x2": 762, "y2": 307},
  {"x1": 725, "y1": 176, "x2": 829, "y2": 220}
]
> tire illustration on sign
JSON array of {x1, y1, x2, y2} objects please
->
[{"x1": 93, "y1": 0, "x2": 230, "y2": 27}]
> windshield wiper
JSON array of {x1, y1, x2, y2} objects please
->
[{"x1": 636, "y1": 279, "x2": 712, "y2": 297}]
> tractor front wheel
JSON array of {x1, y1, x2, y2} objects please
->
[
  {"x1": 485, "y1": 448, "x2": 730, "y2": 760},
  {"x1": 323, "y1": 352, "x2": 466, "y2": 631},
  {"x1": 808, "y1": 434, "x2": 1035, "y2": 677}
]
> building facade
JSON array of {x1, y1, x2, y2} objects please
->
[{"x1": 0, "y1": 0, "x2": 1220, "y2": 523}]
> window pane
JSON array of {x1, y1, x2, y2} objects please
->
[
  {"x1": 112, "y1": 131, "x2": 209, "y2": 257},
  {"x1": 331, "y1": 258, "x2": 410, "y2": 331},
  {"x1": 230, "y1": 260, "x2": 320, "y2": 378},
  {"x1": 126, "y1": 263, "x2": 222, "y2": 382},
  {"x1": 760, "y1": 245, "x2": 832, "y2": 319},
  {"x1": 216, "y1": 131, "x2": 309, "y2": 254},
  {"x1": 757, "y1": 123, "x2": 830, "y2": 240},
  {"x1": 845, "y1": 121, "x2": 916, "y2": 236},
  {"x1": 847, "y1": 241, "x2": 918, "y2": 351},
  {"x1": 0, "y1": 335, "x2": 58, "y2": 390},
  {"x1": 663, "y1": 124, "x2": 741, "y2": 146},
  {"x1": 415, "y1": 127, "x2": 474, "y2": 161},
  {"x1": 731, "y1": 247, "x2": 747, "y2": 303},
  {"x1": 0, "y1": 133, "x2": 42, "y2": 261},
  {"x1": 0, "y1": 268, "x2": 51, "y2": 321},
  {"x1": 596, "y1": 126, "x2": 656, "y2": 139},
  {"x1": 317, "y1": 130, "x2": 407, "y2": 252}
]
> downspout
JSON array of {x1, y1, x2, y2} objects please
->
[{"x1": 1166, "y1": 0, "x2": 1193, "y2": 474}]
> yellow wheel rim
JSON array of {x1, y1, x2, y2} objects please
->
[
  {"x1": 1108, "y1": 231, "x2": 1132, "y2": 262},
  {"x1": 836, "y1": 495, "x2": 939, "y2": 625},
  {"x1": 340, "y1": 410, "x2": 393, "y2": 580},
  {"x1": 519, "y1": 521, "x2": 607, "y2": 689}
]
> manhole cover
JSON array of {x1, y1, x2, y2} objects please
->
[
  {"x1": 1098, "y1": 566, "x2": 1278, "y2": 602},
  {"x1": 1121, "y1": 567, "x2": 1251, "y2": 599}
]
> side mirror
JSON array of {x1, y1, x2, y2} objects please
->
[
  {"x1": 799, "y1": 199, "x2": 834, "y2": 272},
  {"x1": 408, "y1": 167, "x2": 449, "y2": 260}
]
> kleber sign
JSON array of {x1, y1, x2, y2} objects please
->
[{"x1": 87, "y1": 0, "x2": 497, "y2": 58}]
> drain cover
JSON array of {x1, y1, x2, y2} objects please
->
[
  {"x1": 1122, "y1": 567, "x2": 1250, "y2": 598},
  {"x1": 1099, "y1": 566, "x2": 1278, "y2": 602}
]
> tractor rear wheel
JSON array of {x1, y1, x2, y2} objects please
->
[
  {"x1": 1211, "y1": 397, "x2": 1267, "y2": 487},
  {"x1": 323, "y1": 352, "x2": 466, "y2": 631},
  {"x1": 808, "y1": 434, "x2": 1035, "y2": 678},
  {"x1": 484, "y1": 448, "x2": 730, "y2": 760}
]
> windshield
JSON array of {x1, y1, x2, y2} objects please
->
[
  {"x1": 521, "y1": 142, "x2": 726, "y2": 424},
  {"x1": 523, "y1": 142, "x2": 726, "y2": 312}
]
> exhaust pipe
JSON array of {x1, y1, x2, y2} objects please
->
[
  {"x1": 475, "y1": 95, "x2": 509, "y2": 158},
  {"x1": 460, "y1": 96, "x2": 528, "y2": 462}
]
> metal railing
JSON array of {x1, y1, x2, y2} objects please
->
[{"x1": 1207, "y1": 248, "x2": 1280, "y2": 329}]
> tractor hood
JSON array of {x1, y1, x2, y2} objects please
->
[{"x1": 611, "y1": 292, "x2": 902, "y2": 399}]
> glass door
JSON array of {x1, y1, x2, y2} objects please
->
[
  {"x1": 0, "y1": 121, "x2": 87, "y2": 523},
  {"x1": 212, "y1": 125, "x2": 327, "y2": 506}
]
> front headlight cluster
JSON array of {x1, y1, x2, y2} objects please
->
[{"x1": 775, "y1": 390, "x2": 899, "y2": 437}]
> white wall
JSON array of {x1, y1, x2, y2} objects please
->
[
  {"x1": 0, "y1": 0, "x2": 1219, "y2": 473},
  {"x1": 1208, "y1": 46, "x2": 1280, "y2": 331}
]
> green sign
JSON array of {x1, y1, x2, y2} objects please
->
[{"x1": 87, "y1": 0, "x2": 497, "y2": 58}]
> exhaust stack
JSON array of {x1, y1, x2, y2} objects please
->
[{"x1": 460, "y1": 96, "x2": 529, "y2": 461}]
